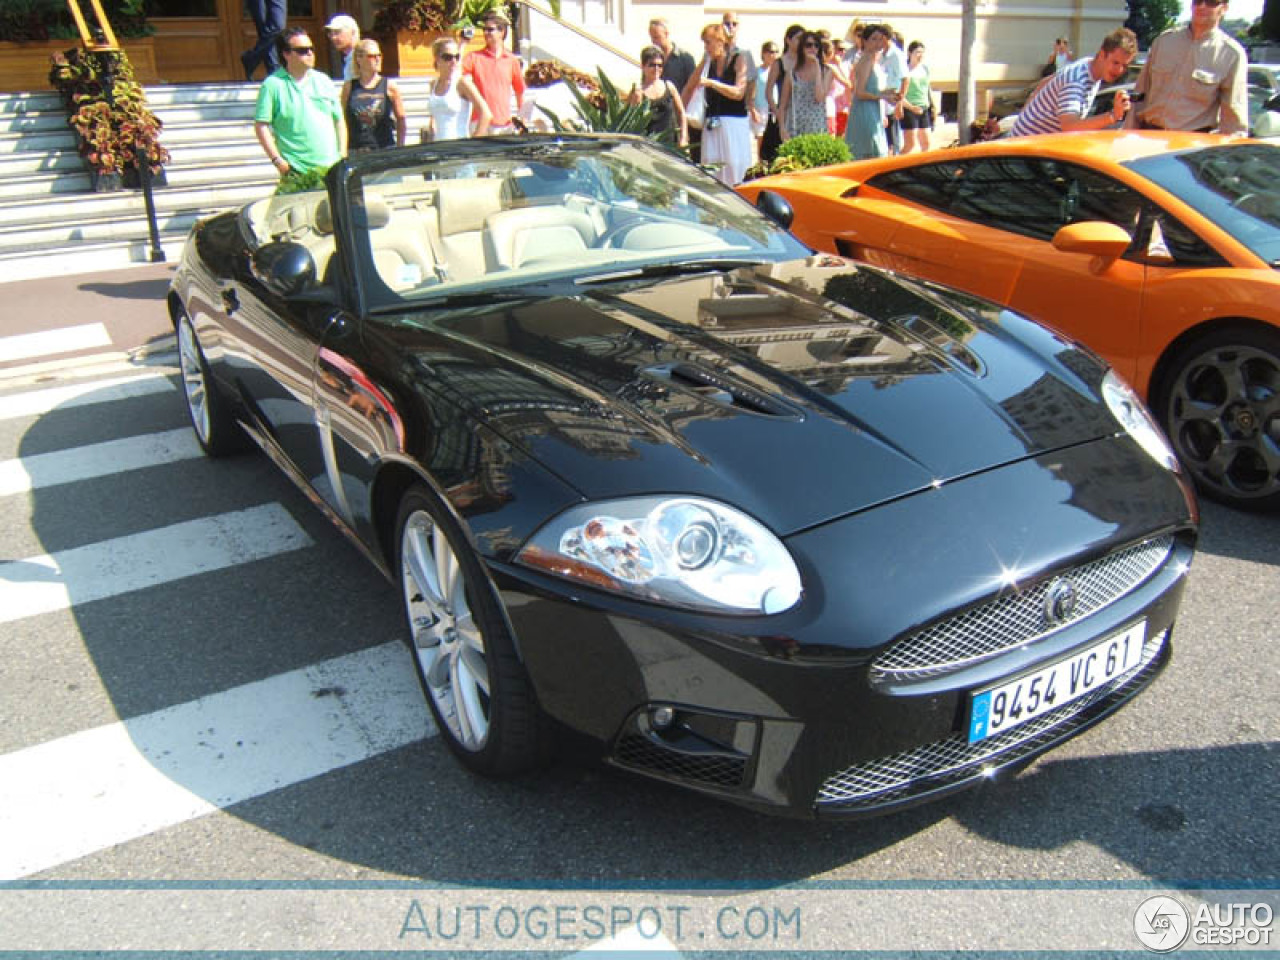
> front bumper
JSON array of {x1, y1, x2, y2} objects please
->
[{"x1": 494, "y1": 437, "x2": 1197, "y2": 818}]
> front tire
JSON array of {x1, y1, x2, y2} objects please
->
[
  {"x1": 176, "y1": 312, "x2": 247, "y2": 457},
  {"x1": 1153, "y1": 326, "x2": 1280, "y2": 511},
  {"x1": 396, "y1": 484, "x2": 551, "y2": 775}
]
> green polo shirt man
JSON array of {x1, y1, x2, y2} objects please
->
[{"x1": 254, "y1": 27, "x2": 346, "y2": 178}]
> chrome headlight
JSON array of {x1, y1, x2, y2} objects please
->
[
  {"x1": 516, "y1": 496, "x2": 803, "y2": 615},
  {"x1": 1102, "y1": 370, "x2": 1180, "y2": 473}
]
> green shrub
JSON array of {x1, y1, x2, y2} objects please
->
[{"x1": 775, "y1": 133, "x2": 851, "y2": 169}]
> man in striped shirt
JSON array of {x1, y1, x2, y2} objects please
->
[{"x1": 1009, "y1": 28, "x2": 1138, "y2": 137}]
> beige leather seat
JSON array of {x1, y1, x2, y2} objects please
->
[
  {"x1": 433, "y1": 178, "x2": 505, "y2": 281},
  {"x1": 316, "y1": 193, "x2": 434, "y2": 291},
  {"x1": 483, "y1": 206, "x2": 596, "y2": 271}
]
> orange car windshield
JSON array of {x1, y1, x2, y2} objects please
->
[{"x1": 1126, "y1": 144, "x2": 1280, "y2": 266}]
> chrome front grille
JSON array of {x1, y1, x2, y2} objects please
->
[
  {"x1": 817, "y1": 629, "x2": 1167, "y2": 807},
  {"x1": 871, "y1": 535, "x2": 1174, "y2": 681}
]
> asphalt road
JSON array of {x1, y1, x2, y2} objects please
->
[{"x1": 0, "y1": 264, "x2": 1276, "y2": 954}]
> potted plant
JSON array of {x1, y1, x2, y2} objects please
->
[
  {"x1": 743, "y1": 133, "x2": 850, "y2": 181},
  {"x1": 372, "y1": 0, "x2": 511, "y2": 76},
  {"x1": 48, "y1": 44, "x2": 168, "y2": 192}
]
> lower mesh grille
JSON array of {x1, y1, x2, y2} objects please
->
[
  {"x1": 871, "y1": 535, "x2": 1173, "y2": 681},
  {"x1": 615, "y1": 734, "x2": 748, "y2": 788},
  {"x1": 817, "y1": 629, "x2": 1167, "y2": 808}
]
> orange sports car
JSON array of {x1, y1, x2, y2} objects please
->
[{"x1": 738, "y1": 132, "x2": 1280, "y2": 510}]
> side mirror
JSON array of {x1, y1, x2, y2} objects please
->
[
  {"x1": 756, "y1": 189, "x2": 795, "y2": 230},
  {"x1": 251, "y1": 241, "x2": 316, "y2": 297},
  {"x1": 1051, "y1": 221, "x2": 1132, "y2": 272}
]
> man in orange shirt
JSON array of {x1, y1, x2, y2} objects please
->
[{"x1": 463, "y1": 12, "x2": 525, "y2": 134}]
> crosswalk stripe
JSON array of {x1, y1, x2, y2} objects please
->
[
  {"x1": 0, "y1": 351, "x2": 178, "y2": 391},
  {"x1": 0, "y1": 503, "x2": 313, "y2": 625},
  {"x1": 0, "y1": 427, "x2": 202, "y2": 497},
  {"x1": 0, "y1": 324, "x2": 112, "y2": 364},
  {"x1": 0, "y1": 640, "x2": 433, "y2": 881},
  {"x1": 0, "y1": 372, "x2": 174, "y2": 422}
]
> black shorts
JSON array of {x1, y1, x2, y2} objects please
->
[{"x1": 901, "y1": 107, "x2": 931, "y2": 130}]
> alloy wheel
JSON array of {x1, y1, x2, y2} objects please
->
[
  {"x1": 401, "y1": 509, "x2": 491, "y2": 751},
  {"x1": 177, "y1": 317, "x2": 211, "y2": 445},
  {"x1": 1165, "y1": 341, "x2": 1280, "y2": 505}
]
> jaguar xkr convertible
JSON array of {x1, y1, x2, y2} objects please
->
[{"x1": 169, "y1": 134, "x2": 1197, "y2": 818}]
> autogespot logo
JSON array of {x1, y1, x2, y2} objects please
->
[{"x1": 1135, "y1": 895, "x2": 1191, "y2": 952}]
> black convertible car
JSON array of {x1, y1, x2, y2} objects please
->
[{"x1": 169, "y1": 135, "x2": 1197, "y2": 818}]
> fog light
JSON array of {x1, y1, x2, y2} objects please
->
[{"x1": 651, "y1": 706, "x2": 675, "y2": 729}]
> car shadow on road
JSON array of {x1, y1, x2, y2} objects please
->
[
  {"x1": 78, "y1": 266, "x2": 176, "y2": 303},
  {"x1": 1193, "y1": 500, "x2": 1280, "y2": 567}
]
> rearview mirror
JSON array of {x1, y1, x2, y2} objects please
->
[
  {"x1": 1051, "y1": 221, "x2": 1132, "y2": 271},
  {"x1": 251, "y1": 241, "x2": 316, "y2": 297},
  {"x1": 756, "y1": 190, "x2": 795, "y2": 230}
]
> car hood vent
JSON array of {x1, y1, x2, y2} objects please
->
[{"x1": 642, "y1": 362, "x2": 800, "y2": 419}]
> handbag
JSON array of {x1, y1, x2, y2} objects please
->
[{"x1": 686, "y1": 60, "x2": 710, "y2": 129}]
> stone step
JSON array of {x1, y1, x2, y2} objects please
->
[
  {"x1": 0, "y1": 179, "x2": 268, "y2": 225},
  {"x1": 0, "y1": 235, "x2": 186, "y2": 280},
  {"x1": 0, "y1": 207, "x2": 206, "y2": 254}
]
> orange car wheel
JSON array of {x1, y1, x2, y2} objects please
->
[{"x1": 1153, "y1": 326, "x2": 1280, "y2": 512}]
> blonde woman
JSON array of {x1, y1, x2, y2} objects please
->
[
  {"x1": 689, "y1": 22, "x2": 751, "y2": 185},
  {"x1": 341, "y1": 39, "x2": 407, "y2": 150},
  {"x1": 425, "y1": 37, "x2": 491, "y2": 140}
]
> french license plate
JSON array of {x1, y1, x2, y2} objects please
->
[{"x1": 967, "y1": 621, "x2": 1146, "y2": 744}]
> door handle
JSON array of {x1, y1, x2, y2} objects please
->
[{"x1": 221, "y1": 288, "x2": 240, "y2": 314}]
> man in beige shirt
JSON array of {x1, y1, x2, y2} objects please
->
[{"x1": 1128, "y1": 0, "x2": 1247, "y2": 135}]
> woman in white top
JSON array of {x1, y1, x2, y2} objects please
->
[{"x1": 424, "y1": 37, "x2": 491, "y2": 141}]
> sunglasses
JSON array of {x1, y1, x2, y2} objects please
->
[
  {"x1": 482, "y1": 25, "x2": 503, "y2": 32},
  {"x1": 803, "y1": 42, "x2": 818, "y2": 48},
  {"x1": 1192, "y1": 0, "x2": 1226, "y2": 6},
  {"x1": 437, "y1": 52, "x2": 459, "y2": 61},
  {"x1": 723, "y1": 20, "x2": 738, "y2": 27},
  {"x1": 644, "y1": 60, "x2": 663, "y2": 67}
]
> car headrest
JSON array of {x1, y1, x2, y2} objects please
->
[
  {"x1": 314, "y1": 194, "x2": 392, "y2": 234},
  {"x1": 436, "y1": 178, "x2": 504, "y2": 236}
]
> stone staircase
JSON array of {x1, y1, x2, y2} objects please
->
[{"x1": 0, "y1": 77, "x2": 445, "y2": 282}]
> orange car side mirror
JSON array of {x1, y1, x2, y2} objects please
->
[{"x1": 1051, "y1": 221, "x2": 1132, "y2": 273}]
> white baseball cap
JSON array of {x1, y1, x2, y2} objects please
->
[{"x1": 325, "y1": 14, "x2": 358, "y2": 33}]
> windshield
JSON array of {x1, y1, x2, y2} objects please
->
[
  {"x1": 334, "y1": 137, "x2": 807, "y2": 309},
  {"x1": 1125, "y1": 143, "x2": 1280, "y2": 267}
]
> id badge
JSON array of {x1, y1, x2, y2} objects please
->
[{"x1": 1191, "y1": 68, "x2": 1217, "y2": 85}]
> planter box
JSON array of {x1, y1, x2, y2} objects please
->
[
  {"x1": 380, "y1": 30, "x2": 485, "y2": 78},
  {"x1": 0, "y1": 37, "x2": 160, "y2": 94}
]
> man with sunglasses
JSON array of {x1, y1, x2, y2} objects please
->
[
  {"x1": 254, "y1": 27, "x2": 345, "y2": 181},
  {"x1": 1128, "y1": 0, "x2": 1246, "y2": 135},
  {"x1": 462, "y1": 12, "x2": 525, "y2": 134}
]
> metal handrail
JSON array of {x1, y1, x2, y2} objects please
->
[
  {"x1": 66, "y1": 0, "x2": 119, "y2": 51},
  {"x1": 511, "y1": 0, "x2": 640, "y2": 70}
]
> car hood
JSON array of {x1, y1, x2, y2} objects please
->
[{"x1": 391, "y1": 257, "x2": 1118, "y2": 534}]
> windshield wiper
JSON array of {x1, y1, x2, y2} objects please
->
[{"x1": 575, "y1": 258, "x2": 767, "y2": 286}]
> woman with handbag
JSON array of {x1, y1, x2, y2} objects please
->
[
  {"x1": 759, "y1": 24, "x2": 804, "y2": 164},
  {"x1": 691, "y1": 22, "x2": 751, "y2": 186}
]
